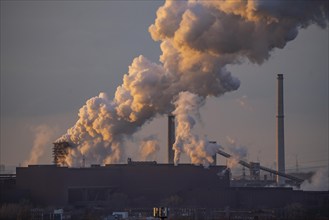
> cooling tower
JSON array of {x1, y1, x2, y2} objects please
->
[{"x1": 276, "y1": 74, "x2": 285, "y2": 185}]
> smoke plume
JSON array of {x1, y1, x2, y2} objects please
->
[
  {"x1": 57, "y1": 0, "x2": 328, "y2": 166},
  {"x1": 226, "y1": 136, "x2": 248, "y2": 159},
  {"x1": 139, "y1": 135, "x2": 160, "y2": 160},
  {"x1": 301, "y1": 167, "x2": 329, "y2": 191},
  {"x1": 172, "y1": 91, "x2": 221, "y2": 167},
  {"x1": 225, "y1": 136, "x2": 248, "y2": 169},
  {"x1": 24, "y1": 125, "x2": 56, "y2": 166}
]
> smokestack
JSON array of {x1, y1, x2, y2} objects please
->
[
  {"x1": 168, "y1": 115, "x2": 175, "y2": 164},
  {"x1": 209, "y1": 141, "x2": 217, "y2": 166},
  {"x1": 276, "y1": 74, "x2": 285, "y2": 185},
  {"x1": 212, "y1": 155, "x2": 217, "y2": 166}
]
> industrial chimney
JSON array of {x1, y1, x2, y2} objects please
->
[
  {"x1": 276, "y1": 74, "x2": 285, "y2": 185},
  {"x1": 209, "y1": 141, "x2": 217, "y2": 166},
  {"x1": 168, "y1": 115, "x2": 175, "y2": 164}
]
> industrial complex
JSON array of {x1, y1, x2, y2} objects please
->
[{"x1": 1, "y1": 75, "x2": 328, "y2": 219}]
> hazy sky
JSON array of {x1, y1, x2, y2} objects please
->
[{"x1": 1, "y1": 1, "x2": 328, "y2": 174}]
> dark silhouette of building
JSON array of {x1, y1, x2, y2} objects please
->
[
  {"x1": 15, "y1": 163, "x2": 229, "y2": 207},
  {"x1": 12, "y1": 163, "x2": 328, "y2": 214}
]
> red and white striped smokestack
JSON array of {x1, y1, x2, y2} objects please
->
[
  {"x1": 276, "y1": 74, "x2": 285, "y2": 185},
  {"x1": 168, "y1": 115, "x2": 175, "y2": 164}
]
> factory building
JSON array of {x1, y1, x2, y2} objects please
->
[
  {"x1": 2, "y1": 75, "x2": 328, "y2": 219},
  {"x1": 10, "y1": 163, "x2": 329, "y2": 216},
  {"x1": 16, "y1": 162, "x2": 230, "y2": 207}
]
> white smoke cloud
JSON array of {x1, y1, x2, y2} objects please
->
[
  {"x1": 224, "y1": 136, "x2": 248, "y2": 169},
  {"x1": 24, "y1": 125, "x2": 56, "y2": 166},
  {"x1": 301, "y1": 167, "x2": 329, "y2": 191},
  {"x1": 57, "y1": 0, "x2": 328, "y2": 166},
  {"x1": 226, "y1": 136, "x2": 248, "y2": 159},
  {"x1": 172, "y1": 91, "x2": 221, "y2": 167},
  {"x1": 139, "y1": 135, "x2": 160, "y2": 161},
  {"x1": 151, "y1": 1, "x2": 328, "y2": 64}
]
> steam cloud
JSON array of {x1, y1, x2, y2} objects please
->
[
  {"x1": 24, "y1": 125, "x2": 56, "y2": 166},
  {"x1": 139, "y1": 135, "x2": 160, "y2": 160},
  {"x1": 57, "y1": 0, "x2": 328, "y2": 166},
  {"x1": 301, "y1": 167, "x2": 329, "y2": 191},
  {"x1": 225, "y1": 136, "x2": 248, "y2": 169},
  {"x1": 173, "y1": 91, "x2": 221, "y2": 167}
]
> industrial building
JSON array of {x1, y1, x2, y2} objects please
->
[
  {"x1": 1, "y1": 159, "x2": 328, "y2": 219},
  {"x1": 15, "y1": 162, "x2": 230, "y2": 207},
  {"x1": 1, "y1": 75, "x2": 328, "y2": 219},
  {"x1": 12, "y1": 163, "x2": 328, "y2": 210}
]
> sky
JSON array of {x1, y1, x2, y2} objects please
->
[{"x1": 0, "y1": 1, "x2": 328, "y2": 176}]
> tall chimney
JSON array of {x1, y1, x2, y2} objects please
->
[
  {"x1": 209, "y1": 141, "x2": 217, "y2": 166},
  {"x1": 276, "y1": 74, "x2": 285, "y2": 185},
  {"x1": 168, "y1": 115, "x2": 175, "y2": 164}
]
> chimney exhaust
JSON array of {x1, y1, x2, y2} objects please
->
[
  {"x1": 276, "y1": 74, "x2": 285, "y2": 185},
  {"x1": 168, "y1": 115, "x2": 175, "y2": 164}
]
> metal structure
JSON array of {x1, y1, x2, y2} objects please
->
[
  {"x1": 168, "y1": 115, "x2": 175, "y2": 164},
  {"x1": 249, "y1": 162, "x2": 261, "y2": 180},
  {"x1": 217, "y1": 149, "x2": 303, "y2": 186},
  {"x1": 276, "y1": 74, "x2": 285, "y2": 185},
  {"x1": 53, "y1": 141, "x2": 70, "y2": 165}
]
